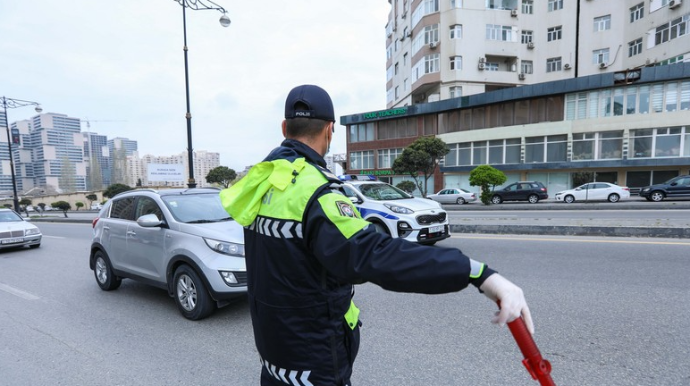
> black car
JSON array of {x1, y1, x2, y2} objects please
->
[
  {"x1": 639, "y1": 175, "x2": 690, "y2": 202},
  {"x1": 491, "y1": 181, "x2": 548, "y2": 204}
]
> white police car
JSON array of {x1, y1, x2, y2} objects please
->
[{"x1": 339, "y1": 175, "x2": 450, "y2": 245}]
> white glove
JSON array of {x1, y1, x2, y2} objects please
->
[{"x1": 479, "y1": 273, "x2": 534, "y2": 335}]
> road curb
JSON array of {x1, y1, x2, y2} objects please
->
[{"x1": 450, "y1": 224, "x2": 690, "y2": 238}]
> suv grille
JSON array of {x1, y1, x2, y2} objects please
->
[{"x1": 416, "y1": 212, "x2": 446, "y2": 225}]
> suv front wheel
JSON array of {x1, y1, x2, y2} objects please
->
[
  {"x1": 527, "y1": 194, "x2": 540, "y2": 204},
  {"x1": 650, "y1": 191, "x2": 665, "y2": 202},
  {"x1": 94, "y1": 251, "x2": 122, "y2": 291},
  {"x1": 173, "y1": 265, "x2": 215, "y2": 321},
  {"x1": 491, "y1": 195, "x2": 503, "y2": 204}
]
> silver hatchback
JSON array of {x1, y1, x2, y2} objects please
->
[{"x1": 89, "y1": 188, "x2": 246, "y2": 320}]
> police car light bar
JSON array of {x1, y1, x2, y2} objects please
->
[{"x1": 338, "y1": 174, "x2": 377, "y2": 181}]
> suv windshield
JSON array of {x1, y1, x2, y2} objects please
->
[
  {"x1": 162, "y1": 193, "x2": 232, "y2": 223},
  {"x1": 355, "y1": 183, "x2": 411, "y2": 201}
]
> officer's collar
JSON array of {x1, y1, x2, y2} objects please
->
[{"x1": 281, "y1": 139, "x2": 328, "y2": 169}]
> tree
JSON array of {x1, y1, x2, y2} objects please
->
[
  {"x1": 88, "y1": 155, "x2": 104, "y2": 191},
  {"x1": 396, "y1": 180, "x2": 416, "y2": 195},
  {"x1": 469, "y1": 165, "x2": 507, "y2": 205},
  {"x1": 75, "y1": 202, "x2": 84, "y2": 211},
  {"x1": 391, "y1": 137, "x2": 449, "y2": 197},
  {"x1": 59, "y1": 156, "x2": 77, "y2": 193},
  {"x1": 19, "y1": 198, "x2": 32, "y2": 216},
  {"x1": 206, "y1": 166, "x2": 237, "y2": 188},
  {"x1": 103, "y1": 183, "x2": 133, "y2": 198},
  {"x1": 51, "y1": 201, "x2": 71, "y2": 218},
  {"x1": 86, "y1": 194, "x2": 98, "y2": 207}
]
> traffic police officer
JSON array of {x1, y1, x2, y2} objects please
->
[{"x1": 221, "y1": 84, "x2": 533, "y2": 385}]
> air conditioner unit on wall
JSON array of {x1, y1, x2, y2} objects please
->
[
  {"x1": 479, "y1": 57, "x2": 486, "y2": 63},
  {"x1": 511, "y1": 9, "x2": 518, "y2": 17},
  {"x1": 518, "y1": 72, "x2": 526, "y2": 80},
  {"x1": 669, "y1": 0, "x2": 681, "y2": 9},
  {"x1": 564, "y1": 63, "x2": 571, "y2": 70},
  {"x1": 406, "y1": 31, "x2": 412, "y2": 38},
  {"x1": 429, "y1": 42, "x2": 437, "y2": 49},
  {"x1": 478, "y1": 63, "x2": 486, "y2": 70},
  {"x1": 527, "y1": 41, "x2": 535, "y2": 49},
  {"x1": 599, "y1": 62, "x2": 607, "y2": 69}
]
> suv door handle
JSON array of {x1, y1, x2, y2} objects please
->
[{"x1": 127, "y1": 230, "x2": 136, "y2": 236}]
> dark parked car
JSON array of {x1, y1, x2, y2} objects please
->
[
  {"x1": 639, "y1": 175, "x2": 690, "y2": 202},
  {"x1": 491, "y1": 181, "x2": 548, "y2": 204}
]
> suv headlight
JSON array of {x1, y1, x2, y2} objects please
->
[
  {"x1": 204, "y1": 238, "x2": 245, "y2": 257},
  {"x1": 384, "y1": 203, "x2": 414, "y2": 214},
  {"x1": 641, "y1": 187, "x2": 650, "y2": 192}
]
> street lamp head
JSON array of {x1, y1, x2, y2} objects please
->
[
  {"x1": 219, "y1": 13, "x2": 231, "y2": 27},
  {"x1": 35, "y1": 105, "x2": 43, "y2": 113}
]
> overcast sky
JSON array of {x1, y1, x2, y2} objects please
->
[{"x1": 1, "y1": 1, "x2": 390, "y2": 172}]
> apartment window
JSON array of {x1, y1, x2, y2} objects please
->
[
  {"x1": 593, "y1": 15, "x2": 611, "y2": 32},
  {"x1": 486, "y1": 24, "x2": 514, "y2": 41},
  {"x1": 546, "y1": 57, "x2": 562, "y2": 72},
  {"x1": 450, "y1": 24, "x2": 463, "y2": 39},
  {"x1": 349, "y1": 151, "x2": 374, "y2": 170},
  {"x1": 404, "y1": 78, "x2": 409, "y2": 91},
  {"x1": 395, "y1": 86, "x2": 400, "y2": 99},
  {"x1": 485, "y1": 62, "x2": 499, "y2": 71},
  {"x1": 386, "y1": 66, "x2": 394, "y2": 81},
  {"x1": 449, "y1": 86, "x2": 462, "y2": 98},
  {"x1": 572, "y1": 133, "x2": 595, "y2": 160},
  {"x1": 598, "y1": 131, "x2": 623, "y2": 159},
  {"x1": 412, "y1": 0, "x2": 439, "y2": 27},
  {"x1": 548, "y1": 0, "x2": 563, "y2": 12},
  {"x1": 670, "y1": 15, "x2": 690, "y2": 40},
  {"x1": 521, "y1": 60, "x2": 533, "y2": 74},
  {"x1": 630, "y1": 3, "x2": 644, "y2": 23},
  {"x1": 593, "y1": 48, "x2": 610, "y2": 64},
  {"x1": 521, "y1": 30, "x2": 533, "y2": 44},
  {"x1": 425, "y1": 24, "x2": 440, "y2": 44},
  {"x1": 522, "y1": 0, "x2": 534, "y2": 14},
  {"x1": 395, "y1": 62, "x2": 399, "y2": 75},
  {"x1": 628, "y1": 38, "x2": 642, "y2": 57},
  {"x1": 387, "y1": 46, "x2": 393, "y2": 60},
  {"x1": 378, "y1": 148, "x2": 403, "y2": 169},
  {"x1": 547, "y1": 26, "x2": 562, "y2": 41},
  {"x1": 349, "y1": 123, "x2": 375, "y2": 143},
  {"x1": 486, "y1": 0, "x2": 518, "y2": 9},
  {"x1": 451, "y1": 0, "x2": 462, "y2": 8},
  {"x1": 403, "y1": 53, "x2": 408, "y2": 65},
  {"x1": 487, "y1": 138, "x2": 521, "y2": 164},
  {"x1": 655, "y1": 22, "x2": 670, "y2": 45},
  {"x1": 450, "y1": 56, "x2": 462, "y2": 70},
  {"x1": 425, "y1": 54, "x2": 440, "y2": 73}
]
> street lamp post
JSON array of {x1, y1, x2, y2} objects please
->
[
  {"x1": 173, "y1": 0, "x2": 230, "y2": 188},
  {"x1": 0, "y1": 97, "x2": 42, "y2": 213}
]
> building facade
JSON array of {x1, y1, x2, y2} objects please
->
[
  {"x1": 387, "y1": 0, "x2": 689, "y2": 107},
  {"x1": 343, "y1": 63, "x2": 690, "y2": 196},
  {"x1": 340, "y1": 0, "x2": 690, "y2": 195}
]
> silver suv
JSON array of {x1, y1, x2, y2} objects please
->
[{"x1": 89, "y1": 188, "x2": 246, "y2": 320}]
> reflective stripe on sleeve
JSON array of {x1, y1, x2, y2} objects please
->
[{"x1": 469, "y1": 259, "x2": 485, "y2": 279}]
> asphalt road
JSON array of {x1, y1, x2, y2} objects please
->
[{"x1": 1, "y1": 223, "x2": 689, "y2": 385}]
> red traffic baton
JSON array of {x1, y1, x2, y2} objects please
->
[{"x1": 498, "y1": 301, "x2": 556, "y2": 386}]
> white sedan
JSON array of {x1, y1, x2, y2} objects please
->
[
  {"x1": 555, "y1": 182, "x2": 630, "y2": 203},
  {"x1": 427, "y1": 188, "x2": 477, "y2": 205}
]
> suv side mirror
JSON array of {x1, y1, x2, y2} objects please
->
[{"x1": 137, "y1": 213, "x2": 163, "y2": 228}]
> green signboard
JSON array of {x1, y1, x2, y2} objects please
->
[{"x1": 361, "y1": 107, "x2": 408, "y2": 121}]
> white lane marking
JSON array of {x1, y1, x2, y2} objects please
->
[
  {"x1": 41, "y1": 235, "x2": 65, "y2": 239},
  {"x1": 0, "y1": 282, "x2": 41, "y2": 300}
]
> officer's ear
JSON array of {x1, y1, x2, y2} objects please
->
[{"x1": 281, "y1": 120, "x2": 287, "y2": 138}]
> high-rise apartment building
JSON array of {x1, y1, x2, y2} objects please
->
[
  {"x1": 342, "y1": 1, "x2": 690, "y2": 195},
  {"x1": 387, "y1": 0, "x2": 689, "y2": 107},
  {"x1": 107, "y1": 137, "x2": 138, "y2": 186},
  {"x1": 83, "y1": 132, "x2": 110, "y2": 190},
  {"x1": 13, "y1": 113, "x2": 88, "y2": 193}
]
